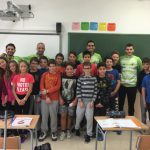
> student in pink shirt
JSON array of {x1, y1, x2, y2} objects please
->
[
  {"x1": 12, "y1": 60, "x2": 34, "y2": 114},
  {"x1": 76, "y1": 51, "x2": 97, "y2": 77}
]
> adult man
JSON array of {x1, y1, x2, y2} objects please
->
[
  {"x1": 0, "y1": 43, "x2": 21, "y2": 62},
  {"x1": 77, "y1": 40, "x2": 102, "y2": 64},
  {"x1": 119, "y1": 43, "x2": 142, "y2": 115}
]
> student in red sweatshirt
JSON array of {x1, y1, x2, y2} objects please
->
[{"x1": 39, "y1": 59, "x2": 61, "y2": 142}]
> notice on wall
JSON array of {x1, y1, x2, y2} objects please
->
[
  {"x1": 72, "y1": 22, "x2": 80, "y2": 31},
  {"x1": 90, "y1": 22, "x2": 98, "y2": 31},
  {"x1": 98, "y1": 22, "x2": 107, "y2": 31},
  {"x1": 81, "y1": 22, "x2": 89, "y2": 30},
  {"x1": 107, "y1": 23, "x2": 116, "y2": 31}
]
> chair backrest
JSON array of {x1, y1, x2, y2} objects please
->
[
  {"x1": 136, "y1": 135, "x2": 150, "y2": 150},
  {"x1": 0, "y1": 136, "x2": 21, "y2": 150}
]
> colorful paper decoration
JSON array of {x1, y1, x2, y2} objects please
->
[
  {"x1": 72, "y1": 22, "x2": 80, "y2": 31},
  {"x1": 107, "y1": 23, "x2": 116, "y2": 31},
  {"x1": 81, "y1": 22, "x2": 89, "y2": 30},
  {"x1": 98, "y1": 23, "x2": 107, "y2": 31},
  {"x1": 90, "y1": 22, "x2": 98, "y2": 31}
]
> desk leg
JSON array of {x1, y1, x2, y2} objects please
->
[
  {"x1": 95, "y1": 123, "x2": 98, "y2": 150},
  {"x1": 35, "y1": 127, "x2": 38, "y2": 146},
  {"x1": 129, "y1": 131, "x2": 133, "y2": 150},
  {"x1": 29, "y1": 129, "x2": 33, "y2": 150},
  {"x1": 103, "y1": 131, "x2": 107, "y2": 150}
]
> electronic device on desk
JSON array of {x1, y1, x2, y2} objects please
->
[
  {"x1": 106, "y1": 111, "x2": 125, "y2": 118},
  {"x1": 0, "y1": 110, "x2": 14, "y2": 119}
]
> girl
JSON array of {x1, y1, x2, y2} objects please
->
[
  {"x1": 2, "y1": 60, "x2": 19, "y2": 111},
  {"x1": 59, "y1": 63, "x2": 77, "y2": 141},
  {"x1": 12, "y1": 60, "x2": 34, "y2": 114}
]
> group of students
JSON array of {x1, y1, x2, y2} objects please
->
[{"x1": 0, "y1": 41, "x2": 150, "y2": 144}]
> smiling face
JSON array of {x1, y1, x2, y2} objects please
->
[
  {"x1": 106, "y1": 58, "x2": 113, "y2": 69},
  {"x1": 37, "y1": 43, "x2": 45, "y2": 56},
  {"x1": 86, "y1": 42, "x2": 95, "y2": 53},
  {"x1": 6, "y1": 45, "x2": 16, "y2": 57},
  {"x1": 0, "y1": 58, "x2": 7, "y2": 70},
  {"x1": 112, "y1": 53, "x2": 119, "y2": 64},
  {"x1": 65, "y1": 65, "x2": 74, "y2": 76},
  {"x1": 98, "y1": 66, "x2": 106, "y2": 77},
  {"x1": 9, "y1": 62, "x2": 17, "y2": 73},
  {"x1": 19, "y1": 62, "x2": 28, "y2": 74}
]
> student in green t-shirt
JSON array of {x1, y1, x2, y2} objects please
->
[
  {"x1": 119, "y1": 43, "x2": 142, "y2": 116},
  {"x1": 77, "y1": 40, "x2": 102, "y2": 64}
]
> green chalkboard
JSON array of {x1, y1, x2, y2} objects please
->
[{"x1": 68, "y1": 33, "x2": 150, "y2": 59}]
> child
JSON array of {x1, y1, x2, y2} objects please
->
[
  {"x1": 29, "y1": 57, "x2": 41, "y2": 115},
  {"x1": 39, "y1": 56, "x2": 49, "y2": 74},
  {"x1": 2, "y1": 60, "x2": 18, "y2": 111},
  {"x1": 111, "y1": 50, "x2": 121, "y2": 73},
  {"x1": 75, "y1": 62, "x2": 97, "y2": 143},
  {"x1": 105, "y1": 57, "x2": 120, "y2": 111},
  {"x1": 137, "y1": 57, "x2": 150, "y2": 124},
  {"x1": 142, "y1": 71, "x2": 150, "y2": 124},
  {"x1": 68, "y1": 51, "x2": 80, "y2": 69},
  {"x1": 76, "y1": 51, "x2": 97, "y2": 77},
  {"x1": 12, "y1": 60, "x2": 34, "y2": 114},
  {"x1": 93, "y1": 62, "x2": 112, "y2": 139},
  {"x1": 39, "y1": 59, "x2": 61, "y2": 141},
  {"x1": 59, "y1": 63, "x2": 77, "y2": 141},
  {"x1": 55, "y1": 53, "x2": 65, "y2": 75}
]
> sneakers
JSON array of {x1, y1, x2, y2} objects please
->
[
  {"x1": 67, "y1": 130, "x2": 71, "y2": 139},
  {"x1": 38, "y1": 131, "x2": 47, "y2": 142},
  {"x1": 60, "y1": 131, "x2": 66, "y2": 141},
  {"x1": 75, "y1": 129, "x2": 80, "y2": 136},
  {"x1": 84, "y1": 134, "x2": 91, "y2": 143},
  {"x1": 52, "y1": 132, "x2": 57, "y2": 141}
]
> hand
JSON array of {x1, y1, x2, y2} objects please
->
[
  {"x1": 41, "y1": 89, "x2": 47, "y2": 95},
  {"x1": 36, "y1": 96, "x2": 41, "y2": 103},
  {"x1": 96, "y1": 103, "x2": 103, "y2": 108},
  {"x1": 89, "y1": 101, "x2": 94, "y2": 109},
  {"x1": 59, "y1": 98, "x2": 64, "y2": 105},
  {"x1": 143, "y1": 101, "x2": 147, "y2": 108},
  {"x1": 79, "y1": 101, "x2": 84, "y2": 108},
  {"x1": 72, "y1": 100, "x2": 77, "y2": 106},
  {"x1": 46, "y1": 96, "x2": 51, "y2": 104},
  {"x1": 111, "y1": 91, "x2": 116, "y2": 97},
  {"x1": 11, "y1": 101, "x2": 15, "y2": 105}
]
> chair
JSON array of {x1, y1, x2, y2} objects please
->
[
  {"x1": 136, "y1": 135, "x2": 150, "y2": 150},
  {"x1": 0, "y1": 136, "x2": 21, "y2": 150}
]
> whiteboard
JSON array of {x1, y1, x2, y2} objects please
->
[{"x1": 0, "y1": 32, "x2": 60, "y2": 59}]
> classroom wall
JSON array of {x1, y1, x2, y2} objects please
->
[{"x1": 0, "y1": 0, "x2": 150, "y2": 59}]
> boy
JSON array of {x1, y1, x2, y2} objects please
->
[
  {"x1": 137, "y1": 57, "x2": 150, "y2": 123},
  {"x1": 119, "y1": 43, "x2": 142, "y2": 115},
  {"x1": 39, "y1": 56, "x2": 49, "y2": 74},
  {"x1": 93, "y1": 62, "x2": 112, "y2": 139},
  {"x1": 105, "y1": 57, "x2": 120, "y2": 111},
  {"x1": 76, "y1": 50, "x2": 97, "y2": 77},
  {"x1": 39, "y1": 59, "x2": 61, "y2": 141},
  {"x1": 75, "y1": 62, "x2": 97, "y2": 143},
  {"x1": 55, "y1": 53, "x2": 65, "y2": 74},
  {"x1": 59, "y1": 63, "x2": 77, "y2": 140},
  {"x1": 142, "y1": 70, "x2": 150, "y2": 124}
]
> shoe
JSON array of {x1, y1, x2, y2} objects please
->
[
  {"x1": 21, "y1": 134, "x2": 28, "y2": 143},
  {"x1": 38, "y1": 131, "x2": 47, "y2": 142},
  {"x1": 52, "y1": 132, "x2": 57, "y2": 141},
  {"x1": 67, "y1": 130, "x2": 71, "y2": 139},
  {"x1": 75, "y1": 129, "x2": 80, "y2": 136},
  {"x1": 84, "y1": 134, "x2": 91, "y2": 143},
  {"x1": 60, "y1": 131, "x2": 66, "y2": 141},
  {"x1": 97, "y1": 131, "x2": 103, "y2": 141},
  {"x1": 116, "y1": 131, "x2": 122, "y2": 135}
]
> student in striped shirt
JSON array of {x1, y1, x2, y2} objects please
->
[{"x1": 75, "y1": 62, "x2": 97, "y2": 143}]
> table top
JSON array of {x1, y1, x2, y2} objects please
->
[
  {"x1": 0, "y1": 115, "x2": 40, "y2": 129},
  {"x1": 94, "y1": 116, "x2": 149, "y2": 131}
]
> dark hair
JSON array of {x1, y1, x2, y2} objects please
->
[
  {"x1": 9, "y1": 60, "x2": 19, "y2": 74},
  {"x1": 111, "y1": 50, "x2": 120, "y2": 56},
  {"x1": 49, "y1": 59, "x2": 56, "y2": 65},
  {"x1": 83, "y1": 62, "x2": 91, "y2": 68},
  {"x1": 104, "y1": 56, "x2": 113, "y2": 62},
  {"x1": 65, "y1": 62, "x2": 75, "y2": 69},
  {"x1": 18, "y1": 60, "x2": 29, "y2": 72},
  {"x1": 97, "y1": 62, "x2": 106, "y2": 69},
  {"x1": 39, "y1": 56, "x2": 48, "y2": 63},
  {"x1": 87, "y1": 40, "x2": 95, "y2": 46},
  {"x1": 55, "y1": 53, "x2": 64, "y2": 60},
  {"x1": 6, "y1": 43, "x2": 16, "y2": 49},
  {"x1": 68, "y1": 51, "x2": 77, "y2": 57},
  {"x1": 142, "y1": 57, "x2": 150, "y2": 64},
  {"x1": 125, "y1": 43, "x2": 134, "y2": 48},
  {"x1": 83, "y1": 50, "x2": 91, "y2": 58},
  {"x1": 30, "y1": 57, "x2": 39, "y2": 64}
]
